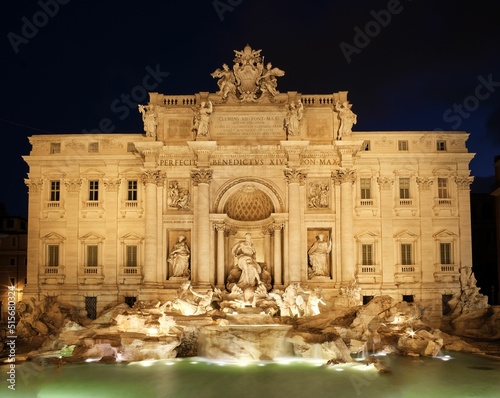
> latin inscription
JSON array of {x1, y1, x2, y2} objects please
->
[
  {"x1": 212, "y1": 113, "x2": 284, "y2": 137},
  {"x1": 158, "y1": 158, "x2": 336, "y2": 166}
]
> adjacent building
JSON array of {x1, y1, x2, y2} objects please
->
[
  {"x1": 22, "y1": 46, "x2": 475, "y2": 324},
  {"x1": 492, "y1": 156, "x2": 500, "y2": 304},
  {"x1": 0, "y1": 204, "x2": 27, "y2": 321}
]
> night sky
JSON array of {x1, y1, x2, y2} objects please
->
[{"x1": 1, "y1": 0, "x2": 499, "y2": 217}]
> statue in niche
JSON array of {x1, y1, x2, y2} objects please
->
[
  {"x1": 192, "y1": 101, "x2": 213, "y2": 138},
  {"x1": 211, "y1": 64, "x2": 236, "y2": 100},
  {"x1": 231, "y1": 233, "x2": 261, "y2": 288},
  {"x1": 284, "y1": 100, "x2": 304, "y2": 137},
  {"x1": 168, "y1": 235, "x2": 191, "y2": 278},
  {"x1": 335, "y1": 101, "x2": 357, "y2": 140},
  {"x1": 138, "y1": 104, "x2": 157, "y2": 138},
  {"x1": 307, "y1": 234, "x2": 332, "y2": 278}
]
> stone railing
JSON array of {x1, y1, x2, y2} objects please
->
[
  {"x1": 300, "y1": 95, "x2": 335, "y2": 106},
  {"x1": 156, "y1": 95, "x2": 198, "y2": 107}
]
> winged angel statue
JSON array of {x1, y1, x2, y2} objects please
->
[{"x1": 211, "y1": 45, "x2": 284, "y2": 102}]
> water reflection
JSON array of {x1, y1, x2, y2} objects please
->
[{"x1": 2, "y1": 352, "x2": 499, "y2": 398}]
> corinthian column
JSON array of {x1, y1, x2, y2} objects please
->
[
  {"x1": 284, "y1": 168, "x2": 306, "y2": 283},
  {"x1": 24, "y1": 178, "x2": 44, "y2": 297},
  {"x1": 215, "y1": 223, "x2": 226, "y2": 288},
  {"x1": 454, "y1": 176, "x2": 474, "y2": 270},
  {"x1": 273, "y1": 222, "x2": 283, "y2": 287},
  {"x1": 142, "y1": 170, "x2": 160, "y2": 285},
  {"x1": 333, "y1": 169, "x2": 356, "y2": 284},
  {"x1": 191, "y1": 168, "x2": 213, "y2": 286}
]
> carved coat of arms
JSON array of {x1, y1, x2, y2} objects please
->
[{"x1": 211, "y1": 44, "x2": 284, "y2": 102}]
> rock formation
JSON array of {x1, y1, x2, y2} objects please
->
[{"x1": 14, "y1": 291, "x2": 490, "y2": 365}]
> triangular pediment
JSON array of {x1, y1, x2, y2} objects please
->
[
  {"x1": 394, "y1": 230, "x2": 419, "y2": 239},
  {"x1": 120, "y1": 233, "x2": 144, "y2": 242},
  {"x1": 80, "y1": 232, "x2": 105, "y2": 242},
  {"x1": 41, "y1": 232, "x2": 65, "y2": 242},
  {"x1": 433, "y1": 229, "x2": 457, "y2": 239},
  {"x1": 355, "y1": 231, "x2": 379, "y2": 240}
]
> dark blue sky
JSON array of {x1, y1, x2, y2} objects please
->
[{"x1": 1, "y1": 0, "x2": 499, "y2": 217}]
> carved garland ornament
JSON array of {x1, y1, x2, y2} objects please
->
[
  {"x1": 377, "y1": 177, "x2": 394, "y2": 190},
  {"x1": 64, "y1": 179, "x2": 83, "y2": 193},
  {"x1": 416, "y1": 177, "x2": 433, "y2": 190}
]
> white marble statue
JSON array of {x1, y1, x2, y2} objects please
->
[
  {"x1": 231, "y1": 233, "x2": 261, "y2": 288},
  {"x1": 335, "y1": 101, "x2": 357, "y2": 140},
  {"x1": 211, "y1": 64, "x2": 236, "y2": 100},
  {"x1": 192, "y1": 101, "x2": 213, "y2": 138},
  {"x1": 307, "y1": 234, "x2": 332, "y2": 278},
  {"x1": 168, "y1": 235, "x2": 190, "y2": 278},
  {"x1": 138, "y1": 104, "x2": 157, "y2": 138},
  {"x1": 257, "y1": 62, "x2": 285, "y2": 97},
  {"x1": 284, "y1": 100, "x2": 304, "y2": 137}
]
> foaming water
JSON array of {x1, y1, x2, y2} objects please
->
[{"x1": 2, "y1": 352, "x2": 500, "y2": 398}]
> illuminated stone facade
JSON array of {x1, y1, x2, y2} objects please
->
[{"x1": 23, "y1": 46, "x2": 475, "y2": 324}]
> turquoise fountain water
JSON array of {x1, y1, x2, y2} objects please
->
[{"x1": 2, "y1": 352, "x2": 499, "y2": 398}]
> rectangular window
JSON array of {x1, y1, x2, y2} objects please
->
[
  {"x1": 126, "y1": 245, "x2": 137, "y2": 267},
  {"x1": 86, "y1": 245, "x2": 98, "y2": 267},
  {"x1": 11, "y1": 237, "x2": 17, "y2": 247},
  {"x1": 360, "y1": 178, "x2": 371, "y2": 199},
  {"x1": 89, "y1": 180, "x2": 99, "y2": 201},
  {"x1": 50, "y1": 143, "x2": 61, "y2": 154},
  {"x1": 363, "y1": 295, "x2": 374, "y2": 305},
  {"x1": 363, "y1": 140, "x2": 371, "y2": 151},
  {"x1": 88, "y1": 142, "x2": 99, "y2": 153},
  {"x1": 50, "y1": 180, "x2": 60, "y2": 201},
  {"x1": 127, "y1": 180, "x2": 138, "y2": 201},
  {"x1": 437, "y1": 140, "x2": 447, "y2": 151},
  {"x1": 401, "y1": 243, "x2": 412, "y2": 265},
  {"x1": 362, "y1": 244, "x2": 373, "y2": 265},
  {"x1": 440, "y1": 243, "x2": 452, "y2": 264},
  {"x1": 48, "y1": 245, "x2": 59, "y2": 267},
  {"x1": 438, "y1": 178, "x2": 449, "y2": 198},
  {"x1": 10, "y1": 278, "x2": 15, "y2": 286},
  {"x1": 9, "y1": 258, "x2": 16, "y2": 266},
  {"x1": 398, "y1": 140, "x2": 408, "y2": 151},
  {"x1": 399, "y1": 178, "x2": 410, "y2": 199}
]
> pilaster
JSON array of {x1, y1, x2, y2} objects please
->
[{"x1": 191, "y1": 168, "x2": 213, "y2": 286}]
